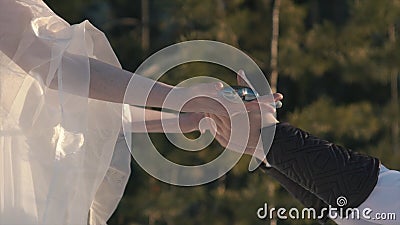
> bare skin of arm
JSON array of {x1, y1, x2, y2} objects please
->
[
  {"x1": 126, "y1": 106, "x2": 204, "y2": 133},
  {"x1": 47, "y1": 53, "x2": 262, "y2": 115}
]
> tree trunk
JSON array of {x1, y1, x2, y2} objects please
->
[
  {"x1": 141, "y1": 0, "x2": 150, "y2": 53},
  {"x1": 270, "y1": 0, "x2": 281, "y2": 93},
  {"x1": 216, "y1": 0, "x2": 239, "y2": 45},
  {"x1": 269, "y1": 1, "x2": 280, "y2": 224},
  {"x1": 391, "y1": 70, "x2": 399, "y2": 152},
  {"x1": 389, "y1": 24, "x2": 399, "y2": 153},
  {"x1": 267, "y1": 182, "x2": 277, "y2": 225}
]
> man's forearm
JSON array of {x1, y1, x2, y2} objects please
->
[{"x1": 260, "y1": 123, "x2": 380, "y2": 223}]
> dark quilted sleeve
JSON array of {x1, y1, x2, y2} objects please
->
[{"x1": 263, "y1": 123, "x2": 380, "y2": 209}]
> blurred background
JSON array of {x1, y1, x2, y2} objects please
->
[{"x1": 46, "y1": 0, "x2": 399, "y2": 224}]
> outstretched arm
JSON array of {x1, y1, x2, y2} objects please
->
[
  {"x1": 211, "y1": 105, "x2": 381, "y2": 224},
  {"x1": 208, "y1": 73, "x2": 383, "y2": 224},
  {"x1": 124, "y1": 106, "x2": 203, "y2": 133},
  {"x1": 19, "y1": 50, "x2": 264, "y2": 116}
]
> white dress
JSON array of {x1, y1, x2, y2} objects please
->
[{"x1": 0, "y1": 0, "x2": 131, "y2": 224}]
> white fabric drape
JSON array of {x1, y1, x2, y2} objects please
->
[
  {"x1": 0, "y1": 0, "x2": 130, "y2": 224},
  {"x1": 334, "y1": 166, "x2": 400, "y2": 225}
]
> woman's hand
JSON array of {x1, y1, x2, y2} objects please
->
[
  {"x1": 199, "y1": 71, "x2": 284, "y2": 161},
  {"x1": 204, "y1": 93, "x2": 282, "y2": 159},
  {"x1": 178, "y1": 82, "x2": 272, "y2": 117}
]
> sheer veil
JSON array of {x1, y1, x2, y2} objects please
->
[{"x1": 0, "y1": 0, "x2": 130, "y2": 224}]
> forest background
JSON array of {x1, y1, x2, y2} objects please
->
[{"x1": 46, "y1": 0, "x2": 400, "y2": 224}]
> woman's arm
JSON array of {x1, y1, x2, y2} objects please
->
[
  {"x1": 125, "y1": 106, "x2": 204, "y2": 133},
  {"x1": 88, "y1": 56, "x2": 174, "y2": 107},
  {"x1": 60, "y1": 54, "x2": 264, "y2": 116},
  {"x1": 13, "y1": 48, "x2": 228, "y2": 114}
]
